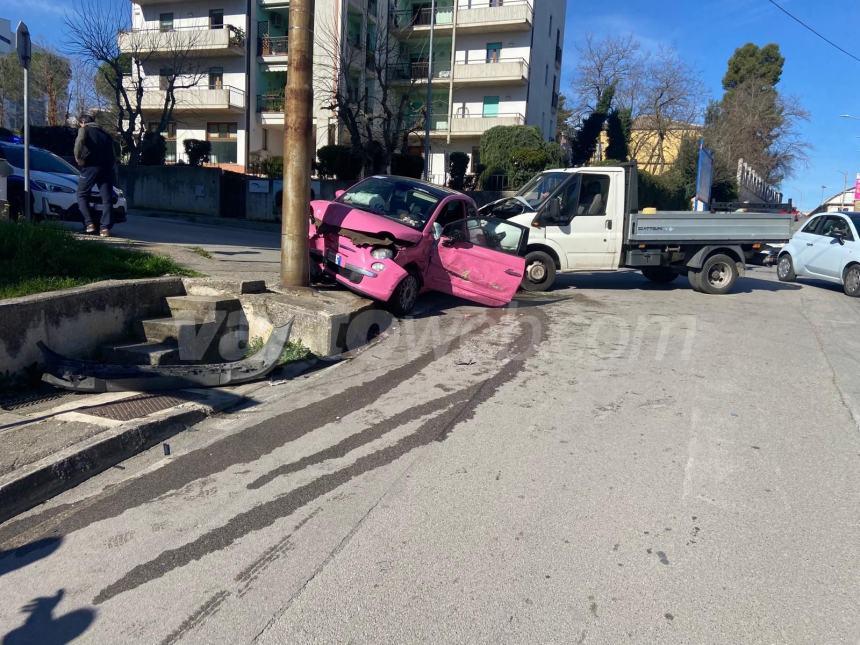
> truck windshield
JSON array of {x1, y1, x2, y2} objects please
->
[{"x1": 517, "y1": 172, "x2": 570, "y2": 209}]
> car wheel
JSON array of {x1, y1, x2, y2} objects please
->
[
  {"x1": 697, "y1": 253, "x2": 739, "y2": 295},
  {"x1": 641, "y1": 267, "x2": 678, "y2": 284},
  {"x1": 521, "y1": 250, "x2": 556, "y2": 292},
  {"x1": 777, "y1": 253, "x2": 796, "y2": 282},
  {"x1": 388, "y1": 273, "x2": 420, "y2": 316},
  {"x1": 843, "y1": 264, "x2": 860, "y2": 297}
]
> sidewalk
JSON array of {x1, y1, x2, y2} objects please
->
[{"x1": 64, "y1": 211, "x2": 282, "y2": 282}]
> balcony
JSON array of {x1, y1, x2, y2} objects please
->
[
  {"x1": 257, "y1": 94, "x2": 285, "y2": 126},
  {"x1": 390, "y1": 61, "x2": 452, "y2": 84},
  {"x1": 141, "y1": 86, "x2": 246, "y2": 112},
  {"x1": 448, "y1": 113, "x2": 525, "y2": 136},
  {"x1": 258, "y1": 35, "x2": 288, "y2": 71},
  {"x1": 390, "y1": 1, "x2": 532, "y2": 34},
  {"x1": 456, "y1": 1, "x2": 533, "y2": 33},
  {"x1": 452, "y1": 58, "x2": 528, "y2": 85},
  {"x1": 119, "y1": 24, "x2": 245, "y2": 58}
]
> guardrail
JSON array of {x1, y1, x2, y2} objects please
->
[
  {"x1": 390, "y1": 0, "x2": 532, "y2": 29},
  {"x1": 121, "y1": 23, "x2": 245, "y2": 48}
]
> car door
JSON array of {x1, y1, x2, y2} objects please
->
[
  {"x1": 424, "y1": 216, "x2": 529, "y2": 307},
  {"x1": 805, "y1": 215, "x2": 855, "y2": 280},
  {"x1": 790, "y1": 215, "x2": 824, "y2": 275},
  {"x1": 542, "y1": 172, "x2": 617, "y2": 270}
]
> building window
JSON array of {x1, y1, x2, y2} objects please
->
[
  {"x1": 545, "y1": 64, "x2": 548, "y2": 84},
  {"x1": 261, "y1": 128, "x2": 268, "y2": 151},
  {"x1": 159, "y1": 13, "x2": 173, "y2": 32},
  {"x1": 209, "y1": 67, "x2": 224, "y2": 89},
  {"x1": 209, "y1": 9, "x2": 224, "y2": 29},
  {"x1": 482, "y1": 96, "x2": 499, "y2": 118},
  {"x1": 486, "y1": 42, "x2": 501, "y2": 63},
  {"x1": 471, "y1": 146, "x2": 481, "y2": 173},
  {"x1": 549, "y1": 15, "x2": 552, "y2": 36},
  {"x1": 206, "y1": 122, "x2": 238, "y2": 164}
]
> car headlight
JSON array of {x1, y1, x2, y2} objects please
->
[
  {"x1": 113, "y1": 188, "x2": 124, "y2": 198},
  {"x1": 31, "y1": 180, "x2": 74, "y2": 194},
  {"x1": 371, "y1": 262, "x2": 385, "y2": 272},
  {"x1": 370, "y1": 247, "x2": 394, "y2": 260}
]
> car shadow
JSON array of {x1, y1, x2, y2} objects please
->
[{"x1": 2, "y1": 589, "x2": 95, "y2": 645}]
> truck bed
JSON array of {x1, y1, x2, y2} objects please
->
[{"x1": 628, "y1": 211, "x2": 793, "y2": 243}]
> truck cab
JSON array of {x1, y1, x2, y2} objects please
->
[{"x1": 481, "y1": 166, "x2": 630, "y2": 290}]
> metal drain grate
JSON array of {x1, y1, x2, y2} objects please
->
[
  {"x1": 0, "y1": 388, "x2": 83, "y2": 413},
  {"x1": 83, "y1": 394, "x2": 193, "y2": 421}
]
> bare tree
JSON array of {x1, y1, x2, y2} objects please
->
[
  {"x1": 65, "y1": 0, "x2": 206, "y2": 164},
  {"x1": 627, "y1": 47, "x2": 705, "y2": 174},
  {"x1": 314, "y1": 16, "x2": 427, "y2": 174},
  {"x1": 571, "y1": 34, "x2": 642, "y2": 123}
]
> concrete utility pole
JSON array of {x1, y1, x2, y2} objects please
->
[{"x1": 280, "y1": 0, "x2": 314, "y2": 287}]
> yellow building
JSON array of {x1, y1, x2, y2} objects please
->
[{"x1": 596, "y1": 116, "x2": 702, "y2": 175}]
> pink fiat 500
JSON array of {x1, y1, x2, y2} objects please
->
[{"x1": 308, "y1": 176, "x2": 529, "y2": 315}]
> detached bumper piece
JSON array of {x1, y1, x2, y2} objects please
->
[{"x1": 39, "y1": 322, "x2": 293, "y2": 393}]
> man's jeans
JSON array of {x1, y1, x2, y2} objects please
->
[{"x1": 76, "y1": 166, "x2": 113, "y2": 230}]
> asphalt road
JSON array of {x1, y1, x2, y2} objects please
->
[{"x1": 1, "y1": 267, "x2": 858, "y2": 644}]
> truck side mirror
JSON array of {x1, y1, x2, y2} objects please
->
[
  {"x1": 544, "y1": 196, "x2": 561, "y2": 223},
  {"x1": 0, "y1": 160, "x2": 11, "y2": 178}
]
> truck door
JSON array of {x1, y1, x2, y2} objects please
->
[{"x1": 542, "y1": 171, "x2": 617, "y2": 270}]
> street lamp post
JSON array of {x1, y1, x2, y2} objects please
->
[
  {"x1": 422, "y1": 0, "x2": 436, "y2": 182},
  {"x1": 839, "y1": 171, "x2": 849, "y2": 210}
]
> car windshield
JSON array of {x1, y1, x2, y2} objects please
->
[
  {"x1": 336, "y1": 177, "x2": 441, "y2": 230},
  {"x1": 516, "y1": 171, "x2": 570, "y2": 209},
  {"x1": 0, "y1": 144, "x2": 79, "y2": 175}
]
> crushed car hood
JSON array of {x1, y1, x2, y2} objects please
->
[{"x1": 311, "y1": 201, "x2": 424, "y2": 245}]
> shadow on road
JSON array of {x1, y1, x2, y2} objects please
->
[
  {"x1": 2, "y1": 590, "x2": 95, "y2": 645},
  {"x1": 0, "y1": 537, "x2": 62, "y2": 578}
]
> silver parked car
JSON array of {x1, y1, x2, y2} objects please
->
[{"x1": 777, "y1": 212, "x2": 860, "y2": 296}]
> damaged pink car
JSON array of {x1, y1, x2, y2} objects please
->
[{"x1": 308, "y1": 176, "x2": 529, "y2": 315}]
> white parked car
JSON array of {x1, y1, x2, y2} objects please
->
[
  {"x1": 777, "y1": 212, "x2": 860, "y2": 296},
  {"x1": 0, "y1": 141, "x2": 126, "y2": 223}
]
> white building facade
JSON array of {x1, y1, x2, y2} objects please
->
[{"x1": 122, "y1": 0, "x2": 566, "y2": 177}]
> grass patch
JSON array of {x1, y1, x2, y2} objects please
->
[
  {"x1": 0, "y1": 221, "x2": 199, "y2": 299},
  {"x1": 189, "y1": 246, "x2": 213, "y2": 259},
  {"x1": 245, "y1": 336, "x2": 313, "y2": 365}
]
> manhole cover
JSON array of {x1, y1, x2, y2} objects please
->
[{"x1": 84, "y1": 394, "x2": 192, "y2": 422}]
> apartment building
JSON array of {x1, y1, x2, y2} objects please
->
[{"x1": 121, "y1": 0, "x2": 565, "y2": 177}]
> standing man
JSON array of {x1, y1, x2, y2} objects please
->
[{"x1": 74, "y1": 114, "x2": 117, "y2": 237}]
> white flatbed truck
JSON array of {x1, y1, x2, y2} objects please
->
[{"x1": 479, "y1": 164, "x2": 793, "y2": 294}]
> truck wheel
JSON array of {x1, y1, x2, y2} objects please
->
[
  {"x1": 687, "y1": 270, "x2": 704, "y2": 292},
  {"x1": 843, "y1": 264, "x2": 860, "y2": 297},
  {"x1": 388, "y1": 273, "x2": 420, "y2": 316},
  {"x1": 777, "y1": 254, "x2": 796, "y2": 282},
  {"x1": 641, "y1": 267, "x2": 678, "y2": 284},
  {"x1": 698, "y1": 253, "x2": 739, "y2": 295},
  {"x1": 521, "y1": 251, "x2": 556, "y2": 292}
]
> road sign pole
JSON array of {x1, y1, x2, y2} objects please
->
[
  {"x1": 22, "y1": 65, "x2": 30, "y2": 221},
  {"x1": 16, "y1": 22, "x2": 32, "y2": 222}
]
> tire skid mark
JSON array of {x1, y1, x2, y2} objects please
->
[
  {"x1": 93, "y1": 310, "x2": 547, "y2": 606},
  {"x1": 159, "y1": 589, "x2": 231, "y2": 645}
]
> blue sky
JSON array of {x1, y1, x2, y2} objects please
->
[{"x1": 6, "y1": 0, "x2": 860, "y2": 210}]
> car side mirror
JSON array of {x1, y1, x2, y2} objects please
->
[
  {"x1": 0, "y1": 160, "x2": 11, "y2": 178},
  {"x1": 835, "y1": 232, "x2": 846, "y2": 245},
  {"x1": 335, "y1": 189, "x2": 346, "y2": 199}
]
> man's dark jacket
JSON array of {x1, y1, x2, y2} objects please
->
[{"x1": 74, "y1": 123, "x2": 117, "y2": 168}]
